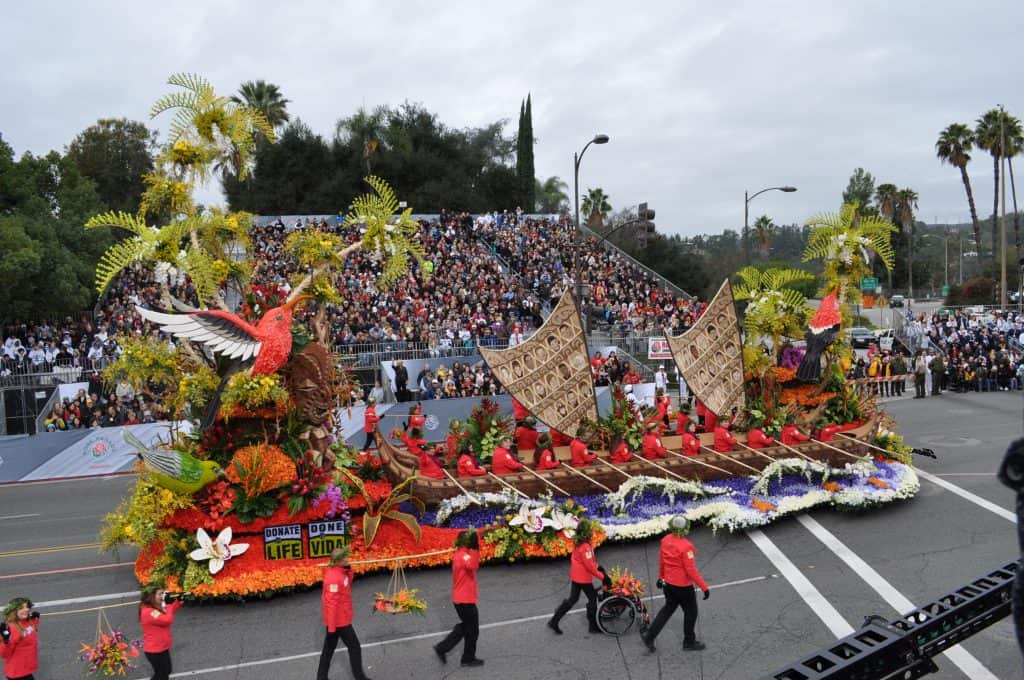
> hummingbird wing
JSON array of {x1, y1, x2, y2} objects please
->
[
  {"x1": 123, "y1": 429, "x2": 182, "y2": 479},
  {"x1": 136, "y1": 306, "x2": 263, "y2": 362}
]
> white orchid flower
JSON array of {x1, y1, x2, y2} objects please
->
[
  {"x1": 189, "y1": 527, "x2": 249, "y2": 575},
  {"x1": 549, "y1": 507, "x2": 580, "y2": 538},
  {"x1": 509, "y1": 504, "x2": 550, "y2": 533}
]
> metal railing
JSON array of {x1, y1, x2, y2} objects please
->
[{"x1": 0, "y1": 358, "x2": 110, "y2": 388}]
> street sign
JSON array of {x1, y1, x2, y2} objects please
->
[{"x1": 861, "y1": 277, "x2": 879, "y2": 291}]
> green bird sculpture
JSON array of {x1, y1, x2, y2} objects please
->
[{"x1": 123, "y1": 430, "x2": 223, "y2": 495}]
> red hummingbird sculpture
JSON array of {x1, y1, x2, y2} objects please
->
[{"x1": 135, "y1": 295, "x2": 312, "y2": 375}]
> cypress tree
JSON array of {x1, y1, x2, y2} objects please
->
[{"x1": 522, "y1": 94, "x2": 535, "y2": 212}]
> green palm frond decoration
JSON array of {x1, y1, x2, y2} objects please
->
[
  {"x1": 344, "y1": 175, "x2": 427, "y2": 290},
  {"x1": 802, "y1": 202, "x2": 896, "y2": 306},
  {"x1": 733, "y1": 266, "x2": 814, "y2": 357},
  {"x1": 85, "y1": 212, "x2": 160, "y2": 293}
]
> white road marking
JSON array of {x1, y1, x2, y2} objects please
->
[
  {"x1": 0, "y1": 513, "x2": 40, "y2": 520},
  {"x1": 36, "y1": 591, "x2": 138, "y2": 608},
  {"x1": 746, "y1": 529, "x2": 854, "y2": 638},
  {"x1": 916, "y1": 468, "x2": 1016, "y2": 523},
  {"x1": 121, "y1": 575, "x2": 770, "y2": 678},
  {"x1": 797, "y1": 514, "x2": 999, "y2": 680}
]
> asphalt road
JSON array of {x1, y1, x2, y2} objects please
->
[{"x1": 2, "y1": 391, "x2": 1022, "y2": 680}]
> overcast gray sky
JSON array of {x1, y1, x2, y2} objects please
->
[{"x1": 4, "y1": 1, "x2": 1023, "y2": 237}]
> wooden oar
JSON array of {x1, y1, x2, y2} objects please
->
[
  {"x1": 593, "y1": 456, "x2": 635, "y2": 479},
  {"x1": 560, "y1": 461, "x2": 614, "y2": 493},
  {"x1": 486, "y1": 472, "x2": 530, "y2": 499},
  {"x1": 735, "y1": 440, "x2": 787, "y2": 464},
  {"x1": 440, "y1": 468, "x2": 482, "y2": 503},
  {"x1": 519, "y1": 464, "x2": 572, "y2": 497},
  {"x1": 769, "y1": 439, "x2": 820, "y2": 464},
  {"x1": 698, "y1": 445, "x2": 762, "y2": 474},
  {"x1": 805, "y1": 434, "x2": 866, "y2": 462},
  {"x1": 628, "y1": 452, "x2": 695, "y2": 483},
  {"x1": 835, "y1": 433, "x2": 908, "y2": 460},
  {"x1": 664, "y1": 448, "x2": 736, "y2": 477}
]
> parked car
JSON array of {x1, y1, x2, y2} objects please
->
[
  {"x1": 848, "y1": 326, "x2": 875, "y2": 348},
  {"x1": 890, "y1": 294, "x2": 905, "y2": 308}
]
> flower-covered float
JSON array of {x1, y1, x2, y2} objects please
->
[{"x1": 97, "y1": 75, "x2": 921, "y2": 601}]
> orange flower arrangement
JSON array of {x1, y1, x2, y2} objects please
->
[
  {"x1": 779, "y1": 385, "x2": 837, "y2": 407},
  {"x1": 770, "y1": 366, "x2": 797, "y2": 383},
  {"x1": 822, "y1": 481, "x2": 840, "y2": 493},
  {"x1": 225, "y1": 444, "x2": 296, "y2": 497},
  {"x1": 750, "y1": 498, "x2": 777, "y2": 513},
  {"x1": 866, "y1": 477, "x2": 891, "y2": 489}
]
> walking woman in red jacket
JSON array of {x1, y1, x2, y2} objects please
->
[
  {"x1": 641, "y1": 516, "x2": 709, "y2": 653},
  {"x1": 1, "y1": 597, "x2": 40, "y2": 680},
  {"x1": 139, "y1": 585, "x2": 184, "y2": 680},
  {"x1": 433, "y1": 530, "x2": 484, "y2": 668},
  {"x1": 318, "y1": 547, "x2": 372, "y2": 680},
  {"x1": 547, "y1": 520, "x2": 611, "y2": 635}
]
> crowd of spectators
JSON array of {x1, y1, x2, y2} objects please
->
[
  {"x1": 41, "y1": 378, "x2": 168, "y2": 431},
  {"x1": 910, "y1": 309, "x2": 1024, "y2": 393}
]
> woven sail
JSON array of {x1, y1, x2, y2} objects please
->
[
  {"x1": 666, "y1": 279, "x2": 746, "y2": 416},
  {"x1": 479, "y1": 288, "x2": 597, "y2": 436}
]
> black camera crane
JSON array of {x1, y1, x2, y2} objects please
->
[{"x1": 761, "y1": 560, "x2": 1016, "y2": 680}]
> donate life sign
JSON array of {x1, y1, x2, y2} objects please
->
[
  {"x1": 308, "y1": 520, "x2": 348, "y2": 558},
  {"x1": 262, "y1": 521, "x2": 350, "y2": 560}
]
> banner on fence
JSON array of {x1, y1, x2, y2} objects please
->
[{"x1": 647, "y1": 337, "x2": 672, "y2": 360}]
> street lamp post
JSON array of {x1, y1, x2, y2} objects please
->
[
  {"x1": 572, "y1": 134, "x2": 609, "y2": 333},
  {"x1": 744, "y1": 186, "x2": 797, "y2": 264}
]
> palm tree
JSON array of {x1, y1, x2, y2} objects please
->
[
  {"x1": 803, "y1": 203, "x2": 897, "y2": 307},
  {"x1": 733, "y1": 266, "x2": 814, "y2": 361},
  {"x1": 897, "y1": 188, "x2": 919, "y2": 293},
  {"x1": 1001, "y1": 113, "x2": 1024, "y2": 259},
  {"x1": 874, "y1": 184, "x2": 899, "y2": 289},
  {"x1": 976, "y1": 108, "x2": 1007, "y2": 275},
  {"x1": 936, "y1": 123, "x2": 983, "y2": 257},
  {"x1": 231, "y1": 80, "x2": 290, "y2": 130},
  {"x1": 535, "y1": 176, "x2": 570, "y2": 213},
  {"x1": 581, "y1": 188, "x2": 612, "y2": 228},
  {"x1": 335, "y1": 107, "x2": 386, "y2": 175},
  {"x1": 752, "y1": 215, "x2": 775, "y2": 258}
]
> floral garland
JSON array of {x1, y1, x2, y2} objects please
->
[
  {"x1": 433, "y1": 489, "x2": 534, "y2": 526},
  {"x1": 603, "y1": 476, "x2": 729, "y2": 515}
]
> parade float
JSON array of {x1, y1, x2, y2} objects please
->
[{"x1": 97, "y1": 74, "x2": 920, "y2": 601}]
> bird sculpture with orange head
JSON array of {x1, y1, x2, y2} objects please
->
[{"x1": 136, "y1": 295, "x2": 313, "y2": 375}]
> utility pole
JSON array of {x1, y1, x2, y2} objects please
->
[{"x1": 1000, "y1": 105, "x2": 1008, "y2": 307}]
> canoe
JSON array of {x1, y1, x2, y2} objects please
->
[{"x1": 375, "y1": 420, "x2": 878, "y2": 506}]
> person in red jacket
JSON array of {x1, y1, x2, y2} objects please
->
[
  {"x1": 415, "y1": 446, "x2": 446, "y2": 480},
  {"x1": 550, "y1": 429, "x2": 573, "y2": 447},
  {"x1": 780, "y1": 421, "x2": 811, "y2": 446},
  {"x1": 457, "y1": 452, "x2": 487, "y2": 477},
  {"x1": 654, "y1": 389, "x2": 671, "y2": 428},
  {"x1": 609, "y1": 434, "x2": 634, "y2": 463},
  {"x1": 318, "y1": 547, "x2": 372, "y2": 680},
  {"x1": 433, "y1": 530, "x2": 484, "y2": 668},
  {"x1": 547, "y1": 520, "x2": 611, "y2": 635},
  {"x1": 746, "y1": 425, "x2": 776, "y2": 449},
  {"x1": 1, "y1": 597, "x2": 39, "y2": 680},
  {"x1": 569, "y1": 430, "x2": 597, "y2": 467},
  {"x1": 533, "y1": 432, "x2": 560, "y2": 471},
  {"x1": 514, "y1": 417, "x2": 540, "y2": 453},
  {"x1": 363, "y1": 399, "x2": 380, "y2": 451},
  {"x1": 713, "y1": 421, "x2": 737, "y2": 453},
  {"x1": 407, "y1": 404, "x2": 426, "y2": 434},
  {"x1": 641, "y1": 515, "x2": 709, "y2": 652},
  {"x1": 491, "y1": 437, "x2": 524, "y2": 474},
  {"x1": 675, "y1": 403, "x2": 692, "y2": 435},
  {"x1": 139, "y1": 584, "x2": 185, "y2": 680},
  {"x1": 816, "y1": 423, "x2": 842, "y2": 442},
  {"x1": 680, "y1": 421, "x2": 701, "y2": 457},
  {"x1": 642, "y1": 422, "x2": 669, "y2": 460}
]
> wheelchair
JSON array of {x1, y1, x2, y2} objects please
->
[{"x1": 596, "y1": 587, "x2": 650, "y2": 636}]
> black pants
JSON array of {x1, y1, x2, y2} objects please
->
[
  {"x1": 317, "y1": 625, "x2": 368, "y2": 680},
  {"x1": 551, "y1": 581, "x2": 599, "y2": 630},
  {"x1": 363, "y1": 431, "x2": 375, "y2": 450},
  {"x1": 7, "y1": 674, "x2": 36, "y2": 680},
  {"x1": 145, "y1": 650, "x2": 172, "y2": 680},
  {"x1": 436, "y1": 602, "x2": 479, "y2": 662},
  {"x1": 647, "y1": 583, "x2": 699, "y2": 644},
  {"x1": 915, "y1": 374, "x2": 926, "y2": 397}
]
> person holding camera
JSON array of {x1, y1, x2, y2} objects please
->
[
  {"x1": 1, "y1": 597, "x2": 40, "y2": 680},
  {"x1": 139, "y1": 584, "x2": 185, "y2": 680},
  {"x1": 434, "y1": 529, "x2": 484, "y2": 667},
  {"x1": 641, "y1": 515, "x2": 709, "y2": 653},
  {"x1": 547, "y1": 519, "x2": 612, "y2": 635}
]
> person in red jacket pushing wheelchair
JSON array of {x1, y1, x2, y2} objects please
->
[
  {"x1": 641, "y1": 515, "x2": 710, "y2": 653},
  {"x1": 318, "y1": 547, "x2": 373, "y2": 680}
]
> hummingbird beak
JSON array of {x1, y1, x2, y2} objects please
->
[{"x1": 283, "y1": 295, "x2": 314, "y2": 311}]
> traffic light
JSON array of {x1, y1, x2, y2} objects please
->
[{"x1": 638, "y1": 203, "x2": 656, "y2": 233}]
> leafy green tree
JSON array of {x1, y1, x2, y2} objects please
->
[
  {"x1": 231, "y1": 80, "x2": 291, "y2": 130},
  {"x1": 751, "y1": 214, "x2": 775, "y2": 258},
  {"x1": 335, "y1": 106, "x2": 386, "y2": 175},
  {"x1": 581, "y1": 187, "x2": 611, "y2": 227},
  {"x1": 64, "y1": 118, "x2": 157, "y2": 215},
  {"x1": 842, "y1": 167, "x2": 875, "y2": 210},
  {"x1": 936, "y1": 123, "x2": 983, "y2": 257},
  {"x1": 535, "y1": 176, "x2": 569, "y2": 213}
]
